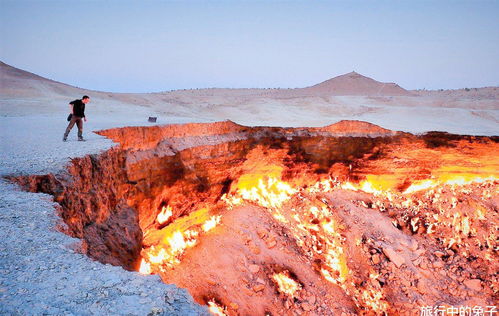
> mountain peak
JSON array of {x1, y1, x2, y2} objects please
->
[{"x1": 304, "y1": 72, "x2": 410, "y2": 96}]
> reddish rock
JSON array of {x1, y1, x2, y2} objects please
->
[
  {"x1": 257, "y1": 229, "x2": 268, "y2": 239},
  {"x1": 248, "y1": 264, "x2": 260, "y2": 274},
  {"x1": 249, "y1": 242, "x2": 261, "y2": 255},
  {"x1": 301, "y1": 302, "x2": 312, "y2": 311},
  {"x1": 83, "y1": 203, "x2": 142, "y2": 270},
  {"x1": 229, "y1": 302, "x2": 238, "y2": 310},
  {"x1": 266, "y1": 239, "x2": 277, "y2": 249},
  {"x1": 433, "y1": 261, "x2": 444, "y2": 268},
  {"x1": 463, "y1": 279, "x2": 482, "y2": 291},
  {"x1": 382, "y1": 247, "x2": 405, "y2": 268},
  {"x1": 417, "y1": 281, "x2": 426, "y2": 295},
  {"x1": 207, "y1": 279, "x2": 217, "y2": 286}
]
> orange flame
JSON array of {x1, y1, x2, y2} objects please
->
[
  {"x1": 156, "y1": 205, "x2": 173, "y2": 225},
  {"x1": 404, "y1": 176, "x2": 497, "y2": 194},
  {"x1": 202, "y1": 215, "x2": 221, "y2": 232},
  {"x1": 138, "y1": 258, "x2": 151, "y2": 275},
  {"x1": 272, "y1": 272, "x2": 302, "y2": 297},
  {"x1": 207, "y1": 300, "x2": 227, "y2": 316},
  {"x1": 321, "y1": 220, "x2": 349, "y2": 283},
  {"x1": 141, "y1": 207, "x2": 223, "y2": 272},
  {"x1": 235, "y1": 176, "x2": 296, "y2": 208}
]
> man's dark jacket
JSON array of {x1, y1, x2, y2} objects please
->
[{"x1": 70, "y1": 99, "x2": 86, "y2": 118}]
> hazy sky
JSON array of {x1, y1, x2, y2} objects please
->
[{"x1": 1, "y1": 0, "x2": 498, "y2": 92}]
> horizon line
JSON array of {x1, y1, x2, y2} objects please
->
[{"x1": 1, "y1": 60, "x2": 498, "y2": 95}]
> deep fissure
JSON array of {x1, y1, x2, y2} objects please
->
[{"x1": 11, "y1": 121, "x2": 498, "y2": 315}]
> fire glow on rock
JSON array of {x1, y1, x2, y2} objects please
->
[{"x1": 12, "y1": 121, "x2": 499, "y2": 315}]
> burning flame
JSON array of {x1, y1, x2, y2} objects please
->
[
  {"x1": 139, "y1": 141, "x2": 498, "y2": 313},
  {"x1": 404, "y1": 175, "x2": 497, "y2": 194},
  {"x1": 207, "y1": 300, "x2": 227, "y2": 316},
  {"x1": 272, "y1": 271, "x2": 301, "y2": 297},
  {"x1": 156, "y1": 205, "x2": 173, "y2": 225},
  {"x1": 340, "y1": 181, "x2": 358, "y2": 191},
  {"x1": 202, "y1": 215, "x2": 222, "y2": 232},
  {"x1": 336, "y1": 173, "x2": 498, "y2": 199},
  {"x1": 168, "y1": 231, "x2": 197, "y2": 256},
  {"x1": 138, "y1": 258, "x2": 151, "y2": 275},
  {"x1": 308, "y1": 177, "x2": 337, "y2": 193},
  {"x1": 321, "y1": 220, "x2": 349, "y2": 283},
  {"x1": 235, "y1": 176, "x2": 296, "y2": 209},
  {"x1": 142, "y1": 230, "x2": 198, "y2": 271},
  {"x1": 218, "y1": 158, "x2": 497, "y2": 313},
  {"x1": 141, "y1": 207, "x2": 223, "y2": 273},
  {"x1": 225, "y1": 159, "x2": 298, "y2": 209}
]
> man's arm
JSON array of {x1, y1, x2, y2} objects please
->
[{"x1": 69, "y1": 103, "x2": 74, "y2": 114}]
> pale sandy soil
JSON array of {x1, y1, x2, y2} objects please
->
[{"x1": 1, "y1": 62, "x2": 497, "y2": 135}]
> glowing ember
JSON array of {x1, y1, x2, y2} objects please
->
[
  {"x1": 147, "y1": 247, "x2": 167, "y2": 265},
  {"x1": 340, "y1": 181, "x2": 358, "y2": 192},
  {"x1": 202, "y1": 215, "x2": 222, "y2": 232},
  {"x1": 138, "y1": 258, "x2": 151, "y2": 275},
  {"x1": 321, "y1": 220, "x2": 349, "y2": 283},
  {"x1": 404, "y1": 179, "x2": 438, "y2": 194},
  {"x1": 156, "y1": 205, "x2": 173, "y2": 225},
  {"x1": 359, "y1": 286, "x2": 388, "y2": 312},
  {"x1": 235, "y1": 176, "x2": 296, "y2": 208},
  {"x1": 272, "y1": 272, "x2": 301, "y2": 297},
  {"x1": 168, "y1": 231, "x2": 197, "y2": 256},
  {"x1": 308, "y1": 177, "x2": 337, "y2": 193},
  {"x1": 404, "y1": 176, "x2": 498, "y2": 194},
  {"x1": 141, "y1": 207, "x2": 225, "y2": 272},
  {"x1": 141, "y1": 230, "x2": 198, "y2": 271},
  {"x1": 207, "y1": 300, "x2": 227, "y2": 316}
]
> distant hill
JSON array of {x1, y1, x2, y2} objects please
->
[
  {"x1": 302, "y1": 71, "x2": 411, "y2": 96},
  {"x1": 0, "y1": 62, "x2": 410, "y2": 97},
  {"x1": 0, "y1": 61, "x2": 89, "y2": 98},
  {"x1": 1, "y1": 61, "x2": 496, "y2": 98},
  {"x1": 1, "y1": 61, "x2": 497, "y2": 135}
]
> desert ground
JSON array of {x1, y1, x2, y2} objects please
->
[
  {"x1": 0, "y1": 61, "x2": 497, "y2": 315},
  {"x1": 1, "y1": 61, "x2": 498, "y2": 135}
]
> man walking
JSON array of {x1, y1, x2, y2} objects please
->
[{"x1": 63, "y1": 95, "x2": 90, "y2": 142}]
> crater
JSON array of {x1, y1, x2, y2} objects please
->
[{"x1": 10, "y1": 120, "x2": 499, "y2": 315}]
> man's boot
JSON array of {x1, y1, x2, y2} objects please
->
[{"x1": 77, "y1": 130, "x2": 85, "y2": 141}]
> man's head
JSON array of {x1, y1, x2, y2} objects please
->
[{"x1": 82, "y1": 95, "x2": 91, "y2": 104}]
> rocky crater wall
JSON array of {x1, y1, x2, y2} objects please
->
[{"x1": 12, "y1": 120, "x2": 404, "y2": 270}]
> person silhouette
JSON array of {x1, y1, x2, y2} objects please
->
[{"x1": 63, "y1": 95, "x2": 90, "y2": 141}]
